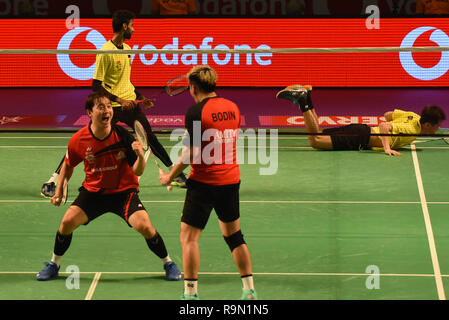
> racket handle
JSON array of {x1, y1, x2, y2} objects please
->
[{"x1": 158, "y1": 168, "x2": 173, "y2": 192}]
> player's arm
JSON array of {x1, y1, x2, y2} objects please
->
[
  {"x1": 378, "y1": 122, "x2": 401, "y2": 156},
  {"x1": 51, "y1": 161, "x2": 74, "y2": 206},
  {"x1": 384, "y1": 111, "x2": 393, "y2": 122},
  {"x1": 160, "y1": 145, "x2": 192, "y2": 186},
  {"x1": 132, "y1": 82, "x2": 153, "y2": 109}
]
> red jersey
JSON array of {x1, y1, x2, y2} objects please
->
[
  {"x1": 185, "y1": 96, "x2": 240, "y2": 185},
  {"x1": 65, "y1": 124, "x2": 139, "y2": 194}
]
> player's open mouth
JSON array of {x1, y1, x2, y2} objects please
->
[{"x1": 102, "y1": 115, "x2": 110, "y2": 122}]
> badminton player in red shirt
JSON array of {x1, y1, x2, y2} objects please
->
[
  {"x1": 159, "y1": 66, "x2": 257, "y2": 300},
  {"x1": 36, "y1": 92, "x2": 181, "y2": 282}
]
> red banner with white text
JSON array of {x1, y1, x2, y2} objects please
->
[{"x1": 0, "y1": 18, "x2": 448, "y2": 87}]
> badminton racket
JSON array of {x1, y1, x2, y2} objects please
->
[
  {"x1": 133, "y1": 120, "x2": 172, "y2": 191},
  {"x1": 136, "y1": 75, "x2": 189, "y2": 103},
  {"x1": 413, "y1": 130, "x2": 449, "y2": 145}
]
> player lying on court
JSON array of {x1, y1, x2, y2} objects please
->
[
  {"x1": 159, "y1": 65, "x2": 257, "y2": 300},
  {"x1": 276, "y1": 85, "x2": 446, "y2": 156},
  {"x1": 36, "y1": 92, "x2": 181, "y2": 282}
]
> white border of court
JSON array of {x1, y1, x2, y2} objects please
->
[{"x1": 411, "y1": 143, "x2": 445, "y2": 300}]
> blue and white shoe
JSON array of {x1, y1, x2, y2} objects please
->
[
  {"x1": 164, "y1": 261, "x2": 181, "y2": 281},
  {"x1": 171, "y1": 173, "x2": 187, "y2": 188},
  {"x1": 36, "y1": 261, "x2": 60, "y2": 281},
  {"x1": 41, "y1": 182, "x2": 56, "y2": 198}
]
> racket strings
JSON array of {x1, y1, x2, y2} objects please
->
[{"x1": 134, "y1": 121, "x2": 149, "y2": 150}]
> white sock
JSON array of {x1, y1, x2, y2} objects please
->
[
  {"x1": 162, "y1": 255, "x2": 172, "y2": 265},
  {"x1": 48, "y1": 172, "x2": 59, "y2": 184},
  {"x1": 241, "y1": 275, "x2": 254, "y2": 291},
  {"x1": 51, "y1": 253, "x2": 62, "y2": 267},
  {"x1": 184, "y1": 279, "x2": 198, "y2": 296}
]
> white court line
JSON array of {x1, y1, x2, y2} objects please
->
[
  {"x1": 1, "y1": 199, "x2": 449, "y2": 205},
  {"x1": 0, "y1": 271, "x2": 441, "y2": 278},
  {"x1": 411, "y1": 143, "x2": 445, "y2": 300},
  {"x1": 84, "y1": 272, "x2": 101, "y2": 300}
]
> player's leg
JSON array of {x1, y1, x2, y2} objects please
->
[
  {"x1": 114, "y1": 105, "x2": 187, "y2": 187},
  {"x1": 214, "y1": 183, "x2": 257, "y2": 300},
  {"x1": 180, "y1": 222, "x2": 202, "y2": 300},
  {"x1": 219, "y1": 218, "x2": 257, "y2": 300},
  {"x1": 124, "y1": 194, "x2": 181, "y2": 281},
  {"x1": 179, "y1": 180, "x2": 214, "y2": 299},
  {"x1": 36, "y1": 206, "x2": 88, "y2": 281},
  {"x1": 277, "y1": 84, "x2": 333, "y2": 150}
]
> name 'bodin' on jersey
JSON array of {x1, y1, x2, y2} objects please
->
[{"x1": 211, "y1": 111, "x2": 237, "y2": 122}]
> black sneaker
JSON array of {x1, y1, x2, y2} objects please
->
[{"x1": 276, "y1": 85, "x2": 308, "y2": 111}]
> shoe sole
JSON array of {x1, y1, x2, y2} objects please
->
[{"x1": 170, "y1": 182, "x2": 187, "y2": 188}]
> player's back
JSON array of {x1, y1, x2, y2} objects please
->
[{"x1": 187, "y1": 97, "x2": 241, "y2": 186}]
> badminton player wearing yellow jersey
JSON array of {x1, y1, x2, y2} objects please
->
[
  {"x1": 93, "y1": 10, "x2": 186, "y2": 187},
  {"x1": 41, "y1": 10, "x2": 186, "y2": 199},
  {"x1": 277, "y1": 85, "x2": 446, "y2": 156}
]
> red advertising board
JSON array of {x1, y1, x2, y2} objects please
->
[{"x1": 0, "y1": 18, "x2": 448, "y2": 87}]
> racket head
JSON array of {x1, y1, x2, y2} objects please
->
[
  {"x1": 165, "y1": 75, "x2": 189, "y2": 96},
  {"x1": 133, "y1": 120, "x2": 149, "y2": 151}
]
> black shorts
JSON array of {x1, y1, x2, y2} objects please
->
[
  {"x1": 322, "y1": 124, "x2": 371, "y2": 151},
  {"x1": 182, "y1": 179, "x2": 240, "y2": 230},
  {"x1": 71, "y1": 187, "x2": 146, "y2": 227}
]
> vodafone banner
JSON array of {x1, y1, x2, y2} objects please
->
[{"x1": 1, "y1": 18, "x2": 448, "y2": 87}]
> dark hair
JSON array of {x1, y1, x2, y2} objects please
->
[
  {"x1": 112, "y1": 10, "x2": 135, "y2": 33},
  {"x1": 420, "y1": 105, "x2": 446, "y2": 125},
  {"x1": 85, "y1": 92, "x2": 108, "y2": 111}
]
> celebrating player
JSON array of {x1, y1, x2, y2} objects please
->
[
  {"x1": 41, "y1": 10, "x2": 186, "y2": 199},
  {"x1": 159, "y1": 65, "x2": 257, "y2": 300},
  {"x1": 277, "y1": 84, "x2": 446, "y2": 156},
  {"x1": 36, "y1": 92, "x2": 181, "y2": 282}
]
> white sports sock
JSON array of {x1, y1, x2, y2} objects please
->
[
  {"x1": 162, "y1": 255, "x2": 172, "y2": 265},
  {"x1": 48, "y1": 173, "x2": 59, "y2": 183},
  {"x1": 51, "y1": 253, "x2": 62, "y2": 267},
  {"x1": 241, "y1": 275, "x2": 254, "y2": 291},
  {"x1": 184, "y1": 279, "x2": 198, "y2": 296}
]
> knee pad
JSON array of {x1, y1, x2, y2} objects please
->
[{"x1": 224, "y1": 230, "x2": 246, "y2": 252}]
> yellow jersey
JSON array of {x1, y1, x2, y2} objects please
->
[
  {"x1": 372, "y1": 109, "x2": 421, "y2": 149},
  {"x1": 93, "y1": 40, "x2": 136, "y2": 108}
]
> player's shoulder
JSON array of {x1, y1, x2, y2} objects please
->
[
  {"x1": 68, "y1": 125, "x2": 89, "y2": 146},
  {"x1": 112, "y1": 123, "x2": 134, "y2": 142},
  {"x1": 186, "y1": 100, "x2": 206, "y2": 118},
  {"x1": 101, "y1": 40, "x2": 114, "y2": 50},
  {"x1": 393, "y1": 108, "x2": 419, "y2": 118}
]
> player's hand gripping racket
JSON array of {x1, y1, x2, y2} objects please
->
[
  {"x1": 133, "y1": 120, "x2": 173, "y2": 191},
  {"x1": 136, "y1": 75, "x2": 189, "y2": 104}
]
